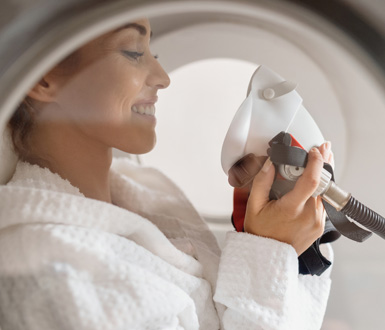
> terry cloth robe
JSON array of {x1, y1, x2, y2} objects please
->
[{"x1": 0, "y1": 158, "x2": 333, "y2": 330}]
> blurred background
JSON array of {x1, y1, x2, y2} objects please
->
[{"x1": 0, "y1": 0, "x2": 384, "y2": 329}]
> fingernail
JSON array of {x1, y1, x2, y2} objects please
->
[
  {"x1": 325, "y1": 141, "x2": 331, "y2": 151},
  {"x1": 261, "y1": 157, "x2": 273, "y2": 173}
]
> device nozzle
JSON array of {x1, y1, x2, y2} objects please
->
[{"x1": 322, "y1": 181, "x2": 351, "y2": 211}]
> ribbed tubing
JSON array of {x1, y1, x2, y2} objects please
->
[{"x1": 341, "y1": 196, "x2": 385, "y2": 240}]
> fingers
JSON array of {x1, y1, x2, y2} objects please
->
[
  {"x1": 281, "y1": 148, "x2": 324, "y2": 208},
  {"x1": 328, "y1": 152, "x2": 335, "y2": 169},
  {"x1": 228, "y1": 142, "x2": 333, "y2": 188},
  {"x1": 319, "y1": 141, "x2": 335, "y2": 168},
  {"x1": 319, "y1": 141, "x2": 331, "y2": 163},
  {"x1": 247, "y1": 158, "x2": 275, "y2": 213},
  {"x1": 228, "y1": 154, "x2": 267, "y2": 187},
  {"x1": 300, "y1": 196, "x2": 326, "y2": 240}
]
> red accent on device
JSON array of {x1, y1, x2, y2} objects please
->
[
  {"x1": 289, "y1": 134, "x2": 304, "y2": 149},
  {"x1": 233, "y1": 187, "x2": 249, "y2": 232}
]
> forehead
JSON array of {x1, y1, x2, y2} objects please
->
[
  {"x1": 117, "y1": 22, "x2": 152, "y2": 37},
  {"x1": 115, "y1": 18, "x2": 152, "y2": 38},
  {"x1": 96, "y1": 19, "x2": 152, "y2": 48},
  {"x1": 72, "y1": 19, "x2": 151, "y2": 62}
]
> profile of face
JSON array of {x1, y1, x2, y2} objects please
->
[{"x1": 28, "y1": 18, "x2": 170, "y2": 155}]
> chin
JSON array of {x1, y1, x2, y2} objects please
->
[
  {"x1": 138, "y1": 144, "x2": 155, "y2": 155},
  {"x1": 120, "y1": 138, "x2": 156, "y2": 155}
]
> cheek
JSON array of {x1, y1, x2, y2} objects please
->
[{"x1": 56, "y1": 58, "x2": 144, "y2": 124}]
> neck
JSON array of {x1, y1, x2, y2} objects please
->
[{"x1": 27, "y1": 121, "x2": 113, "y2": 203}]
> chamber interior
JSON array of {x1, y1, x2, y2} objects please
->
[{"x1": 0, "y1": 2, "x2": 384, "y2": 329}]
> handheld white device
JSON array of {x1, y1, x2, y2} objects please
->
[
  {"x1": 221, "y1": 65, "x2": 385, "y2": 241},
  {"x1": 221, "y1": 65, "x2": 324, "y2": 175}
]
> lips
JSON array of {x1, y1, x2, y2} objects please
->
[
  {"x1": 132, "y1": 96, "x2": 158, "y2": 117},
  {"x1": 132, "y1": 104, "x2": 155, "y2": 116}
]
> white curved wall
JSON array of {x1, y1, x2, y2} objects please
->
[
  {"x1": 134, "y1": 11, "x2": 385, "y2": 330},
  {"x1": 0, "y1": 1, "x2": 384, "y2": 329}
]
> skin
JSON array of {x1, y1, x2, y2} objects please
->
[
  {"x1": 26, "y1": 19, "x2": 170, "y2": 203},
  {"x1": 230, "y1": 143, "x2": 333, "y2": 255},
  {"x1": 26, "y1": 18, "x2": 332, "y2": 255}
]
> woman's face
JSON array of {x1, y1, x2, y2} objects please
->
[{"x1": 45, "y1": 18, "x2": 170, "y2": 154}]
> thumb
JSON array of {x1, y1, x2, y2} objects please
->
[{"x1": 247, "y1": 158, "x2": 275, "y2": 213}]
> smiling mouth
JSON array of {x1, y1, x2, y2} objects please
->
[{"x1": 132, "y1": 104, "x2": 156, "y2": 116}]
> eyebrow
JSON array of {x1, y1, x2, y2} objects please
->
[{"x1": 117, "y1": 23, "x2": 153, "y2": 38}]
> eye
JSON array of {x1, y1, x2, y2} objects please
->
[
  {"x1": 153, "y1": 54, "x2": 159, "y2": 59},
  {"x1": 122, "y1": 51, "x2": 144, "y2": 61}
]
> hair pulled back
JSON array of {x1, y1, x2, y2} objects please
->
[{"x1": 7, "y1": 51, "x2": 80, "y2": 160}]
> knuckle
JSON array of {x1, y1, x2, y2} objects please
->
[
  {"x1": 312, "y1": 150, "x2": 324, "y2": 163},
  {"x1": 308, "y1": 176, "x2": 320, "y2": 189},
  {"x1": 300, "y1": 174, "x2": 319, "y2": 189}
]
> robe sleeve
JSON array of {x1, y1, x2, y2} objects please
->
[{"x1": 214, "y1": 231, "x2": 332, "y2": 330}]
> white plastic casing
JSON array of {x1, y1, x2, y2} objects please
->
[{"x1": 221, "y1": 65, "x2": 325, "y2": 174}]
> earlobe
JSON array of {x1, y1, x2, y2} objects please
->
[{"x1": 27, "y1": 76, "x2": 58, "y2": 102}]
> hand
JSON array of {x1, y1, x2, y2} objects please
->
[
  {"x1": 228, "y1": 143, "x2": 334, "y2": 188},
  {"x1": 243, "y1": 142, "x2": 332, "y2": 255}
]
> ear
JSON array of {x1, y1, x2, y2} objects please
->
[{"x1": 27, "y1": 73, "x2": 61, "y2": 103}]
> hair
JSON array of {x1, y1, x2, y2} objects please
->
[
  {"x1": 8, "y1": 97, "x2": 36, "y2": 160},
  {"x1": 7, "y1": 51, "x2": 80, "y2": 160},
  {"x1": 7, "y1": 26, "x2": 128, "y2": 160}
]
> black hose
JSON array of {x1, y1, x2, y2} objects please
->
[{"x1": 341, "y1": 196, "x2": 385, "y2": 240}]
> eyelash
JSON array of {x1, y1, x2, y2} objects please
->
[
  {"x1": 122, "y1": 51, "x2": 159, "y2": 61},
  {"x1": 122, "y1": 51, "x2": 144, "y2": 61},
  {"x1": 124, "y1": 51, "x2": 143, "y2": 60}
]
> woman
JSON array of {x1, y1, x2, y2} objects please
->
[{"x1": 0, "y1": 18, "x2": 333, "y2": 329}]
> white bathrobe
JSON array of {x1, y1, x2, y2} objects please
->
[{"x1": 0, "y1": 158, "x2": 332, "y2": 330}]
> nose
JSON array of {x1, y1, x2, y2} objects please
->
[{"x1": 148, "y1": 57, "x2": 171, "y2": 90}]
